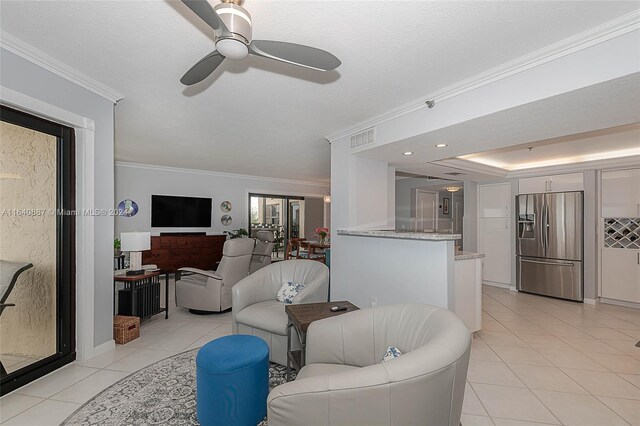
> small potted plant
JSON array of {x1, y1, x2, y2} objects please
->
[
  {"x1": 315, "y1": 227, "x2": 329, "y2": 245},
  {"x1": 114, "y1": 238, "x2": 122, "y2": 256},
  {"x1": 224, "y1": 228, "x2": 249, "y2": 239}
]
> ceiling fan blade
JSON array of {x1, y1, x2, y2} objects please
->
[
  {"x1": 181, "y1": 51, "x2": 225, "y2": 85},
  {"x1": 249, "y1": 40, "x2": 341, "y2": 71},
  {"x1": 181, "y1": 0, "x2": 229, "y2": 37}
]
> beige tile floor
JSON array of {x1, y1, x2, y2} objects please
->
[
  {"x1": 463, "y1": 286, "x2": 640, "y2": 426},
  {"x1": 1, "y1": 283, "x2": 639, "y2": 425}
]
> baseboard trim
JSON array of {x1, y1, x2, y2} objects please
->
[
  {"x1": 583, "y1": 298, "x2": 598, "y2": 306},
  {"x1": 91, "y1": 339, "x2": 116, "y2": 359},
  {"x1": 600, "y1": 298, "x2": 640, "y2": 309},
  {"x1": 482, "y1": 281, "x2": 511, "y2": 289}
]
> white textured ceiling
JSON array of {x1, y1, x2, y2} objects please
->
[{"x1": 1, "y1": 1, "x2": 638, "y2": 182}]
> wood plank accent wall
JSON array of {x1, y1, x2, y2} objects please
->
[{"x1": 142, "y1": 235, "x2": 226, "y2": 273}]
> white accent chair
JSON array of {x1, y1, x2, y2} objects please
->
[
  {"x1": 267, "y1": 304, "x2": 472, "y2": 426},
  {"x1": 175, "y1": 238, "x2": 254, "y2": 313},
  {"x1": 232, "y1": 260, "x2": 329, "y2": 365},
  {"x1": 249, "y1": 230, "x2": 275, "y2": 274}
]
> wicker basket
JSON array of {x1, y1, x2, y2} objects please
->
[{"x1": 113, "y1": 315, "x2": 140, "y2": 344}]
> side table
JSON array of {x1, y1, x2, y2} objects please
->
[
  {"x1": 285, "y1": 301, "x2": 358, "y2": 381},
  {"x1": 113, "y1": 270, "x2": 169, "y2": 320}
]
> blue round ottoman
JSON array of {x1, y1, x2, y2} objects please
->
[{"x1": 196, "y1": 334, "x2": 269, "y2": 426}]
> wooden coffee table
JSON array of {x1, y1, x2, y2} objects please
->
[{"x1": 285, "y1": 301, "x2": 358, "y2": 381}]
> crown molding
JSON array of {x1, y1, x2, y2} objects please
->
[
  {"x1": 0, "y1": 31, "x2": 125, "y2": 103},
  {"x1": 326, "y1": 10, "x2": 640, "y2": 142},
  {"x1": 115, "y1": 161, "x2": 330, "y2": 188}
]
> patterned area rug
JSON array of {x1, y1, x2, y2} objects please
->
[{"x1": 63, "y1": 349, "x2": 294, "y2": 425}]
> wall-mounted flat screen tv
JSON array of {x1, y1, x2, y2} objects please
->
[{"x1": 151, "y1": 195, "x2": 212, "y2": 227}]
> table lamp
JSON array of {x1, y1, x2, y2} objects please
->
[{"x1": 121, "y1": 232, "x2": 151, "y2": 276}]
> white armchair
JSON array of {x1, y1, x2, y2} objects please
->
[
  {"x1": 175, "y1": 238, "x2": 255, "y2": 313},
  {"x1": 232, "y1": 260, "x2": 329, "y2": 365},
  {"x1": 267, "y1": 304, "x2": 471, "y2": 426}
]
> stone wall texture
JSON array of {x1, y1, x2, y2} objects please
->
[{"x1": 1, "y1": 121, "x2": 57, "y2": 357}]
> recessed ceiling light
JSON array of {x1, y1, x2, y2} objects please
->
[
  {"x1": 403, "y1": 151, "x2": 413, "y2": 156},
  {"x1": 435, "y1": 144, "x2": 448, "y2": 148}
]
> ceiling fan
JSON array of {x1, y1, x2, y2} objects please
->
[{"x1": 180, "y1": 0, "x2": 341, "y2": 85}]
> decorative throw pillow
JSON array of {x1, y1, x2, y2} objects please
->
[
  {"x1": 382, "y1": 346, "x2": 402, "y2": 363},
  {"x1": 276, "y1": 281, "x2": 305, "y2": 304}
]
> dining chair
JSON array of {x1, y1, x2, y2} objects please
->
[{"x1": 284, "y1": 238, "x2": 306, "y2": 260}]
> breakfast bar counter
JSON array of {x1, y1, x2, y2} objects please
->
[
  {"x1": 332, "y1": 229, "x2": 482, "y2": 332},
  {"x1": 336, "y1": 229, "x2": 461, "y2": 241}
]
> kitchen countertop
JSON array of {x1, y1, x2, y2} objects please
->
[
  {"x1": 455, "y1": 251, "x2": 485, "y2": 261},
  {"x1": 336, "y1": 229, "x2": 461, "y2": 241}
]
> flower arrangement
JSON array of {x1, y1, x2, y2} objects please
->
[{"x1": 315, "y1": 227, "x2": 329, "y2": 244}]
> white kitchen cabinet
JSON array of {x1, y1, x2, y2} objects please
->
[
  {"x1": 455, "y1": 256, "x2": 482, "y2": 332},
  {"x1": 602, "y1": 169, "x2": 640, "y2": 217},
  {"x1": 519, "y1": 173, "x2": 584, "y2": 194},
  {"x1": 601, "y1": 248, "x2": 640, "y2": 303},
  {"x1": 518, "y1": 176, "x2": 548, "y2": 195},
  {"x1": 549, "y1": 173, "x2": 584, "y2": 192}
]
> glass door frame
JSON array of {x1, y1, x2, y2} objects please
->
[{"x1": 0, "y1": 106, "x2": 76, "y2": 395}]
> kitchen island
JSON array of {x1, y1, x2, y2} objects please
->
[
  {"x1": 331, "y1": 229, "x2": 483, "y2": 332},
  {"x1": 332, "y1": 229, "x2": 459, "y2": 311}
]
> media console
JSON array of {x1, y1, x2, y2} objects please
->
[{"x1": 142, "y1": 234, "x2": 227, "y2": 273}]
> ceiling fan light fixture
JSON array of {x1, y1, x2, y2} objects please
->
[{"x1": 216, "y1": 38, "x2": 248, "y2": 59}]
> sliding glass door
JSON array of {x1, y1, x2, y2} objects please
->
[
  {"x1": 248, "y1": 194, "x2": 305, "y2": 258},
  {"x1": 0, "y1": 106, "x2": 76, "y2": 395}
]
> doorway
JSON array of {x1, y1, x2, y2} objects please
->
[
  {"x1": 0, "y1": 106, "x2": 76, "y2": 395},
  {"x1": 415, "y1": 190, "x2": 438, "y2": 231}
]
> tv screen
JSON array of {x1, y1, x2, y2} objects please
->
[{"x1": 151, "y1": 195, "x2": 212, "y2": 227}]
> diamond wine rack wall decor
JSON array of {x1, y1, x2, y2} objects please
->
[{"x1": 604, "y1": 218, "x2": 640, "y2": 249}]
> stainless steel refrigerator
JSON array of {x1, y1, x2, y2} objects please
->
[{"x1": 516, "y1": 191, "x2": 583, "y2": 301}]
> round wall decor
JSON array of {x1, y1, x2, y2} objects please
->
[
  {"x1": 220, "y1": 201, "x2": 232, "y2": 212},
  {"x1": 221, "y1": 215, "x2": 232, "y2": 226},
  {"x1": 117, "y1": 199, "x2": 139, "y2": 217}
]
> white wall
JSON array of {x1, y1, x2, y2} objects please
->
[
  {"x1": 1, "y1": 48, "x2": 116, "y2": 349},
  {"x1": 303, "y1": 197, "x2": 325, "y2": 239},
  {"x1": 114, "y1": 163, "x2": 329, "y2": 236},
  {"x1": 332, "y1": 235, "x2": 456, "y2": 310}
]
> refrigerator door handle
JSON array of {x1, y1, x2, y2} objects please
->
[
  {"x1": 545, "y1": 203, "x2": 550, "y2": 250},
  {"x1": 541, "y1": 204, "x2": 547, "y2": 250},
  {"x1": 520, "y1": 258, "x2": 575, "y2": 267}
]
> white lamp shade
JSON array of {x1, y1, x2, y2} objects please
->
[{"x1": 121, "y1": 232, "x2": 151, "y2": 252}]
